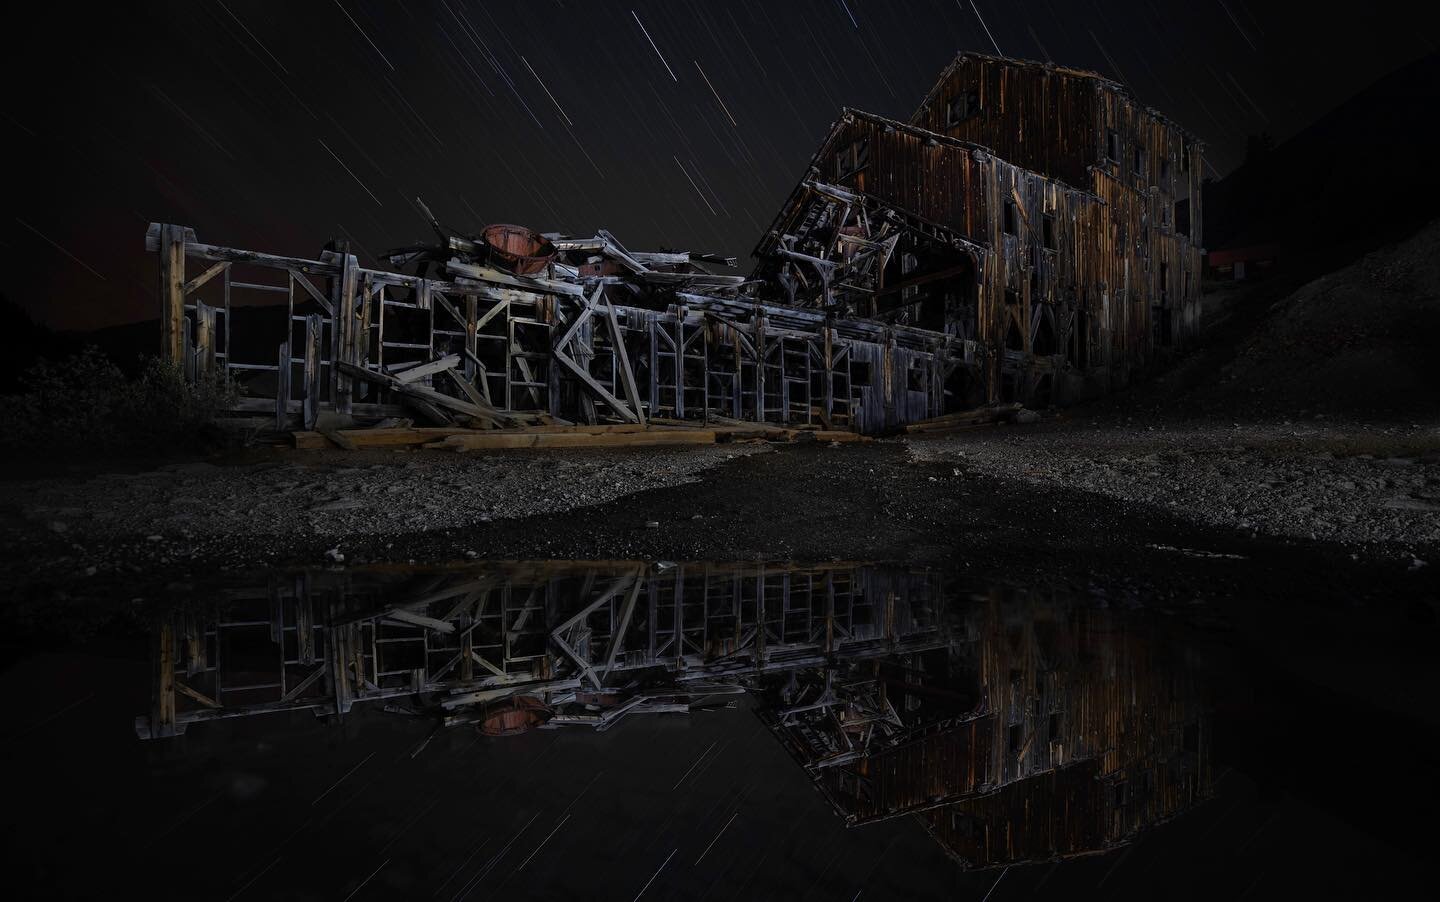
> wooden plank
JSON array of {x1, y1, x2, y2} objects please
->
[
  {"x1": 293, "y1": 431, "x2": 336, "y2": 450},
  {"x1": 430, "y1": 430, "x2": 718, "y2": 452},
  {"x1": 383, "y1": 609, "x2": 457, "y2": 634},
  {"x1": 393, "y1": 354, "x2": 460, "y2": 384}
]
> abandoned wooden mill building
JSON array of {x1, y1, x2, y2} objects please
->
[{"x1": 148, "y1": 52, "x2": 1203, "y2": 434}]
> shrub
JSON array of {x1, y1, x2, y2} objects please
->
[{"x1": 0, "y1": 347, "x2": 238, "y2": 459}]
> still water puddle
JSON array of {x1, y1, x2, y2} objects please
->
[{"x1": 144, "y1": 565, "x2": 1201, "y2": 877}]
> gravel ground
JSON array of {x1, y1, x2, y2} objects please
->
[
  {"x1": 0, "y1": 442, "x2": 767, "y2": 558},
  {"x1": 907, "y1": 418, "x2": 1440, "y2": 558}
]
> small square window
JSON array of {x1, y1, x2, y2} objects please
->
[{"x1": 946, "y1": 90, "x2": 982, "y2": 126}]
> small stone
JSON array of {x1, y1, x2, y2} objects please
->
[
  {"x1": 645, "y1": 521, "x2": 660, "y2": 528},
  {"x1": 324, "y1": 547, "x2": 345, "y2": 563},
  {"x1": 464, "y1": 550, "x2": 479, "y2": 559},
  {"x1": 146, "y1": 534, "x2": 163, "y2": 542}
]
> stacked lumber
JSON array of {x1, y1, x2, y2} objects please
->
[{"x1": 903, "y1": 403, "x2": 1024, "y2": 434}]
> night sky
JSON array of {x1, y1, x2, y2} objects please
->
[{"x1": 3, "y1": 1, "x2": 1435, "y2": 330}]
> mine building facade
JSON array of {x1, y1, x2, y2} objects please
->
[{"x1": 754, "y1": 53, "x2": 1204, "y2": 408}]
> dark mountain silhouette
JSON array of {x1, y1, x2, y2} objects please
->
[
  {"x1": 1204, "y1": 52, "x2": 1440, "y2": 277},
  {"x1": 0, "y1": 294, "x2": 81, "y2": 392}
]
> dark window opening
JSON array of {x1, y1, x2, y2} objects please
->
[
  {"x1": 1134, "y1": 143, "x2": 1145, "y2": 177},
  {"x1": 1160, "y1": 158, "x2": 1171, "y2": 183},
  {"x1": 1048, "y1": 711, "x2": 1061, "y2": 739},
  {"x1": 1042, "y1": 214, "x2": 1057, "y2": 250},
  {"x1": 1106, "y1": 129, "x2": 1119, "y2": 163},
  {"x1": 1153, "y1": 306, "x2": 1173, "y2": 346},
  {"x1": 1004, "y1": 287, "x2": 1020, "y2": 306},
  {"x1": 906, "y1": 361, "x2": 926, "y2": 393},
  {"x1": 1175, "y1": 198, "x2": 1191, "y2": 237},
  {"x1": 944, "y1": 366, "x2": 976, "y2": 412},
  {"x1": 836, "y1": 137, "x2": 870, "y2": 178},
  {"x1": 1183, "y1": 721, "x2": 1200, "y2": 753},
  {"x1": 1003, "y1": 200, "x2": 1018, "y2": 235},
  {"x1": 1004, "y1": 317, "x2": 1024, "y2": 351},
  {"x1": 1183, "y1": 144, "x2": 1192, "y2": 172},
  {"x1": 919, "y1": 294, "x2": 946, "y2": 332},
  {"x1": 946, "y1": 90, "x2": 982, "y2": 126},
  {"x1": 850, "y1": 360, "x2": 873, "y2": 386},
  {"x1": 1033, "y1": 312, "x2": 1057, "y2": 356},
  {"x1": 1008, "y1": 723, "x2": 1022, "y2": 752}
]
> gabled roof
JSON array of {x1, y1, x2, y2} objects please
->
[{"x1": 911, "y1": 51, "x2": 1203, "y2": 146}]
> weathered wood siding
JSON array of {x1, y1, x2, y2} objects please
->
[{"x1": 911, "y1": 54, "x2": 1101, "y2": 189}]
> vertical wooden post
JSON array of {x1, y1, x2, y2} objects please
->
[
  {"x1": 334, "y1": 253, "x2": 359, "y2": 415},
  {"x1": 464, "y1": 294, "x2": 478, "y2": 382},
  {"x1": 275, "y1": 340, "x2": 291, "y2": 431},
  {"x1": 303, "y1": 313, "x2": 323, "y2": 431},
  {"x1": 149, "y1": 615, "x2": 177, "y2": 739},
  {"x1": 754, "y1": 313, "x2": 766, "y2": 423},
  {"x1": 822, "y1": 319, "x2": 835, "y2": 429},
  {"x1": 195, "y1": 301, "x2": 215, "y2": 380},
  {"x1": 673, "y1": 306, "x2": 686, "y2": 418},
  {"x1": 158, "y1": 224, "x2": 186, "y2": 364},
  {"x1": 295, "y1": 574, "x2": 315, "y2": 666}
]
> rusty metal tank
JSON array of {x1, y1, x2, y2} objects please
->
[
  {"x1": 481, "y1": 223, "x2": 556, "y2": 275},
  {"x1": 476, "y1": 695, "x2": 553, "y2": 736}
]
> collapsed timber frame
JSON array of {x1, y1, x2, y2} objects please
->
[{"x1": 148, "y1": 221, "x2": 965, "y2": 436}]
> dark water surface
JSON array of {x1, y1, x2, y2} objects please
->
[{"x1": 1, "y1": 561, "x2": 1430, "y2": 899}]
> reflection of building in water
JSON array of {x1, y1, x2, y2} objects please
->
[
  {"x1": 136, "y1": 562, "x2": 948, "y2": 739},
  {"x1": 765, "y1": 592, "x2": 1210, "y2": 867},
  {"x1": 136, "y1": 564, "x2": 1208, "y2": 868}
]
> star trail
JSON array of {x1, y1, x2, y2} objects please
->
[{"x1": 1, "y1": 0, "x2": 1434, "y2": 329}]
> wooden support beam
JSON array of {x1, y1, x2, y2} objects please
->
[
  {"x1": 182, "y1": 260, "x2": 229, "y2": 297},
  {"x1": 275, "y1": 340, "x2": 291, "y2": 431},
  {"x1": 303, "y1": 313, "x2": 323, "y2": 432},
  {"x1": 149, "y1": 617, "x2": 177, "y2": 738},
  {"x1": 158, "y1": 224, "x2": 186, "y2": 364},
  {"x1": 553, "y1": 350, "x2": 640, "y2": 423}
]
